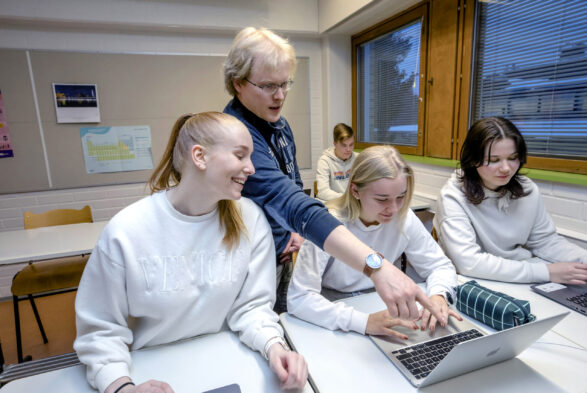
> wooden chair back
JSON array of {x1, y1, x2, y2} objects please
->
[
  {"x1": 313, "y1": 181, "x2": 318, "y2": 198},
  {"x1": 24, "y1": 205, "x2": 93, "y2": 229}
]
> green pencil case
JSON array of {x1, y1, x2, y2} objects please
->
[{"x1": 456, "y1": 280, "x2": 536, "y2": 331}]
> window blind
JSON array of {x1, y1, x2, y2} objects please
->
[
  {"x1": 472, "y1": 0, "x2": 587, "y2": 159},
  {"x1": 357, "y1": 20, "x2": 422, "y2": 146}
]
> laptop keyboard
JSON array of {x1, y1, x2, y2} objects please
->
[
  {"x1": 568, "y1": 292, "x2": 587, "y2": 308},
  {"x1": 392, "y1": 328, "x2": 484, "y2": 380}
]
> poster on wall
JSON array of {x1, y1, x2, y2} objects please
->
[
  {"x1": 0, "y1": 89, "x2": 14, "y2": 158},
  {"x1": 80, "y1": 125, "x2": 153, "y2": 173},
  {"x1": 53, "y1": 83, "x2": 100, "y2": 123}
]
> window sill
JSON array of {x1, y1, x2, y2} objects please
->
[{"x1": 401, "y1": 155, "x2": 587, "y2": 187}]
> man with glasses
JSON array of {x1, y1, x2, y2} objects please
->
[{"x1": 223, "y1": 27, "x2": 445, "y2": 325}]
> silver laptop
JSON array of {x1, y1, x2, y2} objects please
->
[
  {"x1": 531, "y1": 282, "x2": 587, "y2": 316},
  {"x1": 371, "y1": 312, "x2": 568, "y2": 387}
]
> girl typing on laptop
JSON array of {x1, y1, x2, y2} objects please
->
[
  {"x1": 433, "y1": 117, "x2": 587, "y2": 284},
  {"x1": 287, "y1": 146, "x2": 462, "y2": 338}
]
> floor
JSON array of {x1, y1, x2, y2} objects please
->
[{"x1": 0, "y1": 292, "x2": 77, "y2": 366}]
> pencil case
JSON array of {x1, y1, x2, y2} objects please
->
[{"x1": 455, "y1": 280, "x2": 536, "y2": 331}]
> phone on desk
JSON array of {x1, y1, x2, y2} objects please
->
[{"x1": 202, "y1": 384, "x2": 241, "y2": 393}]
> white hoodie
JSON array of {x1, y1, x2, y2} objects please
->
[
  {"x1": 315, "y1": 147, "x2": 357, "y2": 201},
  {"x1": 434, "y1": 171, "x2": 587, "y2": 283},
  {"x1": 287, "y1": 209, "x2": 457, "y2": 334},
  {"x1": 74, "y1": 192, "x2": 282, "y2": 393}
]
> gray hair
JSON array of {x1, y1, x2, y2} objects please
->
[{"x1": 224, "y1": 27, "x2": 297, "y2": 96}]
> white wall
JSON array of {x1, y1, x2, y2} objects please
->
[{"x1": 0, "y1": 0, "x2": 320, "y2": 34}]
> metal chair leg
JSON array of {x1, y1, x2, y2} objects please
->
[
  {"x1": 13, "y1": 296, "x2": 23, "y2": 363},
  {"x1": 0, "y1": 339, "x2": 5, "y2": 373},
  {"x1": 27, "y1": 295, "x2": 48, "y2": 344}
]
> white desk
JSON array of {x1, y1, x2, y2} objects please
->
[
  {"x1": 457, "y1": 276, "x2": 587, "y2": 349},
  {"x1": 0, "y1": 331, "x2": 314, "y2": 393},
  {"x1": 410, "y1": 195, "x2": 431, "y2": 211},
  {"x1": 280, "y1": 292, "x2": 587, "y2": 393},
  {"x1": 0, "y1": 221, "x2": 107, "y2": 265}
]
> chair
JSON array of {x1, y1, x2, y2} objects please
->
[
  {"x1": 24, "y1": 205, "x2": 92, "y2": 229},
  {"x1": 313, "y1": 181, "x2": 318, "y2": 198},
  {"x1": 11, "y1": 205, "x2": 93, "y2": 363},
  {"x1": 431, "y1": 226, "x2": 439, "y2": 242}
]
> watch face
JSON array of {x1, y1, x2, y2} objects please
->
[{"x1": 366, "y1": 253, "x2": 383, "y2": 269}]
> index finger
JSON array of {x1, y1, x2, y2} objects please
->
[{"x1": 415, "y1": 290, "x2": 446, "y2": 326}]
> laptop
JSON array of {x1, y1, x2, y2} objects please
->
[
  {"x1": 370, "y1": 311, "x2": 568, "y2": 387},
  {"x1": 531, "y1": 282, "x2": 587, "y2": 316}
]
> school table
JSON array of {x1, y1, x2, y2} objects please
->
[
  {"x1": 280, "y1": 290, "x2": 587, "y2": 393},
  {"x1": 0, "y1": 195, "x2": 430, "y2": 266},
  {"x1": 409, "y1": 195, "x2": 431, "y2": 211},
  {"x1": 0, "y1": 330, "x2": 314, "y2": 393},
  {"x1": 457, "y1": 276, "x2": 587, "y2": 349},
  {"x1": 0, "y1": 221, "x2": 107, "y2": 265}
]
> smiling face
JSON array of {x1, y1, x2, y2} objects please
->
[
  {"x1": 351, "y1": 176, "x2": 407, "y2": 226},
  {"x1": 334, "y1": 137, "x2": 355, "y2": 161},
  {"x1": 234, "y1": 61, "x2": 292, "y2": 123},
  {"x1": 204, "y1": 123, "x2": 255, "y2": 201},
  {"x1": 476, "y1": 137, "x2": 520, "y2": 190}
]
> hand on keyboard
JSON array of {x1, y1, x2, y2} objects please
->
[
  {"x1": 366, "y1": 310, "x2": 418, "y2": 339},
  {"x1": 419, "y1": 294, "x2": 462, "y2": 332}
]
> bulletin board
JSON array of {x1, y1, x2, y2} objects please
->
[{"x1": 0, "y1": 49, "x2": 311, "y2": 194}]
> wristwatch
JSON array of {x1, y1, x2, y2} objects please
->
[{"x1": 363, "y1": 252, "x2": 384, "y2": 277}]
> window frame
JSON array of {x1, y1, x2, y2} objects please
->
[
  {"x1": 352, "y1": 4, "x2": 429, "y2": 156},
  {"x1": 458, "y1": 0, "x2": 587, "y2": 175},
  {"x1": 352, "y1": 0, "x2": 586, "y2": 175}
]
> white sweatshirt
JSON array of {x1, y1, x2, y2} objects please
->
[
  {"x1": 434, "y1": 171, "x2": 587, "y2": 283},
  {"x1": 74, "y1": 192, "x2": 282, "y2": 393},
  {"x1": 287, "y1": 209, "x2": 457, "y2": 334},
  {"x1": 315, "y1": 147, "x2": 357, "y2": 201}
]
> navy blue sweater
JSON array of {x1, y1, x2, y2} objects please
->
[{"x1": 224, "y1": 97, "x2": 341, "y2": 257}]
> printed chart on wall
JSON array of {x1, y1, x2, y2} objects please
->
[
  {"x1": 80, "y1": 125, "x2": 154, "y2": 173},
  {"x1": 0, "y1": 89, "x2": 14, "y2": 158}
]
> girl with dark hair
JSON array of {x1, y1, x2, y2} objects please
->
[
  {"x1": 434, "y1": 117, "x2": 587, "y2": 284},
  {"x1": 74, "y1": 112, "x2": 307, "y2": 393}
]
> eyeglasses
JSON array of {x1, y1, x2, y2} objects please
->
[{"x1": 244, "y1": 78, "x2": 294, "y2": 95}]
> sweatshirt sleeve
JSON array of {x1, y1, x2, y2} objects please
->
[
  {"x1": 287, "y1": 239, "x2": 369, "y2": 334},
  {"x1": 74, "y1": 245, "x2": 134, "y2": 393},
  {"x1": 244, "y1": 133, "x2": 341, "y2": 250},
  {"x1": 315, "y1": 154, "x2": 343, "y2": 201},
  {"x1": 524, "y1": 193, "x2": 587, "y2": 264},
  {"x1": 401, "y1": 211, "x2": 457, "y2": 300},
  {"x1": 226, "y1": 206, "x2": 283, "y2": 356},
  {"x1": 435, "y1": 196, "x2": 549, "y2": 283}
]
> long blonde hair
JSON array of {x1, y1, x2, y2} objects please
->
[
  {"x1": 328, "y1": 145, "x2": 414, "y2": 226},
  {"x1": 149, "y1": 112, "x2": 247, "y2": 250}
]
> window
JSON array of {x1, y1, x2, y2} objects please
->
[
  {"x1": 353, "y1": 6, "x2": 428, "y2": 155},
  {"x1": 472, "y1": 0, "x2": 587, "y2": 167}
]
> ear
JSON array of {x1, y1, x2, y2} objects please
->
[
  {"x1": 233, "y1": 78, "x2": 244, "y2": 95},
  {"x1": 350, "y1": 183, "x2": 359, "y2": 199},
  {"x1": 191, "y1": 144, "x2": 207, "y2": 170}
]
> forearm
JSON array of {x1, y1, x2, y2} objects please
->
[{"x1": 322, "y1": 225, "x2": 374, "y2": 272}]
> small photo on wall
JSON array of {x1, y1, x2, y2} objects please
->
[{"x1": 53, "y1": 83, "x2": 100, "y2": 123}]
